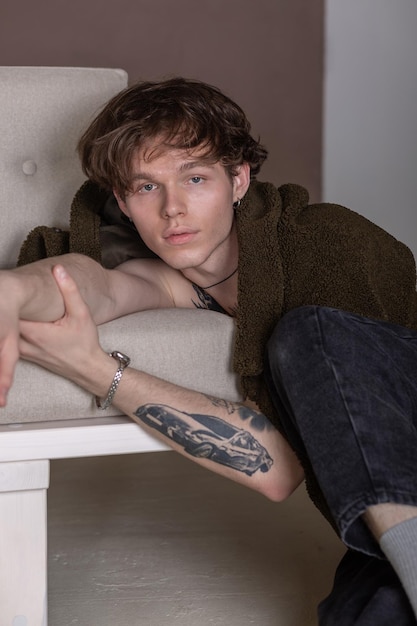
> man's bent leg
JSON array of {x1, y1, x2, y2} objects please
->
[{"x1": 265, "y1": 306, "x2": 417, "y2": 622}]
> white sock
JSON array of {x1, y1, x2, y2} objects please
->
[{"x1": 380, "y1": 516, "x2": 417, "y2": 618}]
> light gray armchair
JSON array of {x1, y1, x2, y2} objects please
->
[{"x1": 0, "y1": 67, "x2": 242, "y2": 625}]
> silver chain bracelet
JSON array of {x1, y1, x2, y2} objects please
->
[{"x1": 95, "y1": 351, "x2": 131, "y2": 410}]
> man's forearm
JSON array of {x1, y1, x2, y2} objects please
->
[{"x1": 86, "y1": 358, "x2": 304, "y2": 500}]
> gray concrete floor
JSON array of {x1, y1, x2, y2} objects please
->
[{"x1": 47, "y1": 451, "x2": 344, "y2": 625}]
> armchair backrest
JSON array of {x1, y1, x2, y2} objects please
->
[{"x1": 0, "y1": 66, "x2": 127, "y2": 268}]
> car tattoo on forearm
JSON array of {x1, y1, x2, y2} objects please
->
[{"x1": 134, "y1": 403, "x2": 274, "y2": 476}]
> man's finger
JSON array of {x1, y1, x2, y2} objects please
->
[
  {"x1": 0, "y1": 337, "x2": 19, "y2": 407},
  {"x1": 52, "y1": 265, "x2": 89, "y2": 317}
]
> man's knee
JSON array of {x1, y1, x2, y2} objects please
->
[
  {"x1": 267, "y1": 305, "x2": 357, "y2": 369},
  {"x1": 267, "y1": 305, "x2": 324, "y2": 368}
]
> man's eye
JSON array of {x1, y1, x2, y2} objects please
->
[
  {"x1": 142, "y1": 183, "x2": 156, "y2": 192},
  {"x1": 190, "y1": 176, "x2": 203, "y2": 184}
]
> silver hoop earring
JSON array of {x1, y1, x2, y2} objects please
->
[{"x1": 233, "y1": 198, "x2": 241, "y2": 210}]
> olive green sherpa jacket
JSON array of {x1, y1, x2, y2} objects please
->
[
  {"x1": 234, "y1": 180, "x2": 417, "y2": 412},
  {"x1": 233, "y1": 181, "x2": 417, "y2": 529},
  {"x1": 18, "y1": 180, "x2": 417, "y2": 532}
]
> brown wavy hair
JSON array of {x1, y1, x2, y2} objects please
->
[{"x1": 78, "y1": 77, "x2": 268, "y2": 197}]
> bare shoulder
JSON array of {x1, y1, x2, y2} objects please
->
[{"x1": 112, "y1": 258, "x2": 197, "y2": 311}]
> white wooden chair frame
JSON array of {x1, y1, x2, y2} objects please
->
[{"x1": 1, "y1": 418, "x2": 168, "y2": 624}]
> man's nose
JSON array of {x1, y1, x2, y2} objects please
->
[{"x1": 161, "y1": 189, "x2": 186, "y2": 218}]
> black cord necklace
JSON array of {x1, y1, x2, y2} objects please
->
[{"x1": 200, "y1": 266, "x2": 238, "y2": 290}]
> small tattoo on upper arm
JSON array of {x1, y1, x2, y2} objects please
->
[{"x1": 134, "y1": 403, "x2": 273, "y2": 476}]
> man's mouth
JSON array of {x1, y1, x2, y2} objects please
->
[{"x1": 163, "y1": 228, "x2": 198, "y2": 245}]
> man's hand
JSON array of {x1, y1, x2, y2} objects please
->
[
  {"x1": 0, "y1": 252, "x2": 172, "y2": 407},
  {"x1": 19, "y1": 265, "x2": 107, "y2": 387}
]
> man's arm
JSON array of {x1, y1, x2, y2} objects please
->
[
  {"x1": 112, "y1": 375, "x2": 303, "y2": 500},
  {"x1": 0, "y1": 253, "x2": 189, "y2": 405},
  {"x1": 19, "y1": 265, "x2": 304, "y2": 499},
  {"x1": 1, "y1": 253, "x2": 178, "y2": 324}
]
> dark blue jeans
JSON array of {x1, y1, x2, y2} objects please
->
[{"x1": 265, "y1": 306, "x2": 417, "y2": 625}]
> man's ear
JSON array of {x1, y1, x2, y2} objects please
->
[{"x1": 232, "y1": 162, "x2": 251, "y2": 203}]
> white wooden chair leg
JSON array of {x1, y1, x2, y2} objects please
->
[{"x1": 0, "y1": 460, "x2": 50, "y2": 626}]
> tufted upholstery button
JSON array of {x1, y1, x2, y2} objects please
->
[{"x1": 22, "y1": 160, "x2": 37, "y2": 175}]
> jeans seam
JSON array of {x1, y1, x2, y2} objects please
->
[{"x1": 315, "y1": 309, "x2": 378, "y2": 496}]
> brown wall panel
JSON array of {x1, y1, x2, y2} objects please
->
[{"x1": 0, "y1": 0, "x2": 323, "y2": 200}]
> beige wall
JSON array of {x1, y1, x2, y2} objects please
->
[{"x1": 0, "y1": 0, "x2": 323, "y2": 200}]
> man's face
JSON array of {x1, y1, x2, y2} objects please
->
[{"x1": 114, "y1": 144, "x2": 250, "y2": 274}]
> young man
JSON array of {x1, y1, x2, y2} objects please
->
[{"x1": 1, "y1": 78, "x2": 417, "y2": 624}]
